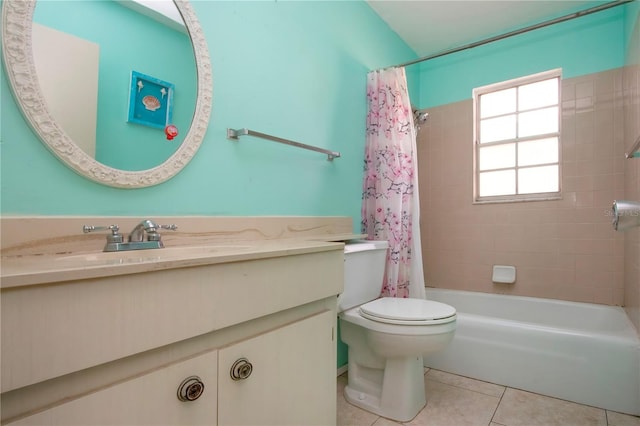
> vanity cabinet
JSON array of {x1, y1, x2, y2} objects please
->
[
  {"x1": 1, "y1": 243, "x2": 343, "y2": 425},
  {"x1": 7, "y1": 350, "x2": 219, "y2": 426},
  {"x1": 8, "y1": 310, "x2": 337, "y2": 426},
  {"x1": 218, "y1": 310, "x2": 335, "y2": 426}
]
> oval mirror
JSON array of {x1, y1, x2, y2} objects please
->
[{"x1": 1, "y1": 0, "x2": 212, "y2": 188}]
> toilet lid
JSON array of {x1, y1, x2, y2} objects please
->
[{"x1": 359, "y1": 297, "x2": 456, "y2": 325}]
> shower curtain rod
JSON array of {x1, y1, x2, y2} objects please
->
[{"x1": 379, "y1": 0, "x2": 633, "y2": 71}]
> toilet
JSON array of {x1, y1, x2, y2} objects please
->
[{"x1": 338, "y1": 240, "x2": 456, "y2": 422}]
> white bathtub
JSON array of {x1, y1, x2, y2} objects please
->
[{"x1": 423, "y1": 288, "x2": 640, "y2": 416}]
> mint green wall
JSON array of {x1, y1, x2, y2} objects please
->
[
  {"x1": 1, "y1": 1, "x2": 416, "y2": 222},
  {"x1": 33, "y1": 1, "x2": 196, "y2": 171},
  {"x1": 624, "y1": 0, "x2": 640, "y2": 59},
  {"x1": 414, "y1": 5, "x2": 627, "y2": 109}
]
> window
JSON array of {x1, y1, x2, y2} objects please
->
[{"x1": 473, "y1": 69, "x2": 561, "y2": 203}]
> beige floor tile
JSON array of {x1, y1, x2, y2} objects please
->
[
  {"x1": 607, "y1": 411, "x2": 640, "y2": 426},
  {"x1": 405, "y1": 379, "x2": 501, "y2": 426},
  {"x1": 493, "y1": 388, "x2": 606, "y2": 426},
  {"x1": 425, "y1": 369, "x2": 505, "y2": 398},
  {"x1": 337, "y1": 375, "x2": 380, "y2": 426},
  {"x1": 373, "y1": 417, "x2": 404, "y2": 426}
]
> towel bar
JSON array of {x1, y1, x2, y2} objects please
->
[{"x1": 227, "y1": 128, "x2": 341, "y2": 161}]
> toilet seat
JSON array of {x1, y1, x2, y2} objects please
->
[{"x1": 359, "y1": 297, "x2": 456, "y2": 325}]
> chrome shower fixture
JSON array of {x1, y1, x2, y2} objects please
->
[
  {"x1": 611, "y1": 200, "x2": 640, "y2": 231},
  {"x1": 413, "y1": 110, "x2": 429, "y2": 124}
]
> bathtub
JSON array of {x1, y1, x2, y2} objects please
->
[{"x1": 423, "y1": 288, "x2": 640, "y2": 416}]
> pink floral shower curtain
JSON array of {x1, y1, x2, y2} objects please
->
[{"x1": 362, "y1": 67, "x2": 425, "y2": 299}]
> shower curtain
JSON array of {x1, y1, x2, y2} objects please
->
[{"x1": 362, "y1": 67, "x2": 426, "y2": 299}]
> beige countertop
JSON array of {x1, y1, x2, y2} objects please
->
[{"x1": 1, "y1": 238, "x2": 350, "y2": 289}]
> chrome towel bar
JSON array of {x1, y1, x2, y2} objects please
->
[
  {"x1": 227, "y1": 128, "x2": 341, "y2": 161},
  {"x1": 626, "y1": 134, "x2": 640, "y2": 159}
]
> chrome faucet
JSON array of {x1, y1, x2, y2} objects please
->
[
  {"x1": 128, "y1": 219, "x2": 171, "y2": 242},
  {"x1": 83, "y1": 220, "x2": 177, "y2": 252}
]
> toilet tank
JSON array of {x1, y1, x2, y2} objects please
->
[{"x1": 337, "y1": 240, "x2": 389, "y2": 313}]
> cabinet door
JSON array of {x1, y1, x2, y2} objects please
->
[
  {"x1": 8, "y1": 349, "x2": 218, "y2": 426},
  {"x1": 218, "y1": 310, "x2": 336, "y2": 426}
]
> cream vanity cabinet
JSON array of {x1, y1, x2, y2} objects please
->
[
  {"x1": 1, "y1": 243, "x2": 343, "y2": 426},
  {"x1": 7, "y1": 349, "x2": 220, "y2": 426},
  {"x1": 218, "y1": 310, "x2": 335, "y2": 425}
]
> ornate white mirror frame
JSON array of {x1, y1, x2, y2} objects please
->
[{"x1": 1, "y1": 0, "x2": 212, "y2": 188}]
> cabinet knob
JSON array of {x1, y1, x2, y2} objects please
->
[
  {"x1": 177, "y1": 376, "x2": 205, "y2": 401},
  {"x1": 230, "y1": 358, "x2": 253, "y2": 381}
]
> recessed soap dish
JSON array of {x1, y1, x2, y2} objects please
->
[{"x1": 493, "y1": 265, "x2": 516, "y2": 284}]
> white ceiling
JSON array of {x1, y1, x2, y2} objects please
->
[{"x1": 367, "y1": 1, "x2": 607, "y2": 59}]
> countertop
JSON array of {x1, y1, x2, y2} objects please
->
[{"x1": 1, "y1": 238, "x2": 354, "y2": 289}]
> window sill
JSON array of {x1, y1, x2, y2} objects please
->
[{"x1": 473, "y1": 194, "x2": 562, "y2": 205}]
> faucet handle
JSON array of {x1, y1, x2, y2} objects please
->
[
  {"x1": 83, "y1": 224, "x2": 120, "y2": 235},
  {"x1": 82, "y1": 225, "x2": 123, "y2": 244},
  {"x1": 145, "y1": 223, "x2": 177, "y2": 242}
]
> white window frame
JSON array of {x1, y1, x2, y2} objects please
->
[{"x1": 472, "y1": 69, "x2": 562, "y2": 204}]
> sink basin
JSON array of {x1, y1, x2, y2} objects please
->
[{"x1": 55, "y1": 245, "x2": 253, "y2": 266}]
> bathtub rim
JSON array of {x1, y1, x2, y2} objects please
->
[{"x1": 425, "y1": 287, "x2": 640, "y2": 340}]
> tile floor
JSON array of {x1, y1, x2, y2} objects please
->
[{"x1": 337, "y1": 368, "x2": 640, "y2": 426}]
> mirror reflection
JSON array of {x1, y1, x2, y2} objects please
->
[{"x1": 32, "y1": 0, "x2": 197, "y2": 171}]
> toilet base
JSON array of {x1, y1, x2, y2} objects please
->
[{"x1": 344, "y1": 354, "x2": 426, "y2": 422}]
